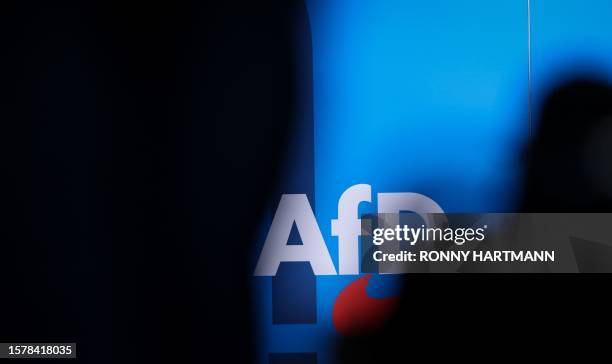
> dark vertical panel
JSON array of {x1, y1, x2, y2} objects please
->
[{"x1": 270, "y1": 1, "x2": 318, "y2": 326}]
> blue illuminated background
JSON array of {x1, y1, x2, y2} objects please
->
[{"x1": 254, "y1": 1, "x2": 612, "y2": 363}]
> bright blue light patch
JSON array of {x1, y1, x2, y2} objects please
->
[{"x1": 308, "y1": 0, "x2": 529, "y2": 224}]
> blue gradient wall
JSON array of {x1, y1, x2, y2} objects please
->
[{"x1": 254, "y1": 1, "x2": 612, "y2": 363}]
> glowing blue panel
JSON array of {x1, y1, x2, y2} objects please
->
[{"x1": 531, "y1": 0, "x2": 612, "y2": 120}]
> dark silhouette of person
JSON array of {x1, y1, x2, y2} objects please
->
[
  {"x1": 521, "y1": 78, "x2": 612, "y2": 211},
  {"x1": 336, "y1": 77, "x2": 612, "y2": 364}
]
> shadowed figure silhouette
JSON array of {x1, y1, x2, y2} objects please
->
[
  {"x1": 336, "y1": 78, "x2": 612, "y2": 364},
  {"x1": 522, "y1": 78, "x2": 612, "y2": 211}
]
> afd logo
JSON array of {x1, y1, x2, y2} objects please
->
[{"x1": 254, "y1": 184, "x2": 443, "y2": 276}]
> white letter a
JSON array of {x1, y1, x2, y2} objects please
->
[{"x1": 254, "y1": 194, "x2": 336, "y2": 276}]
